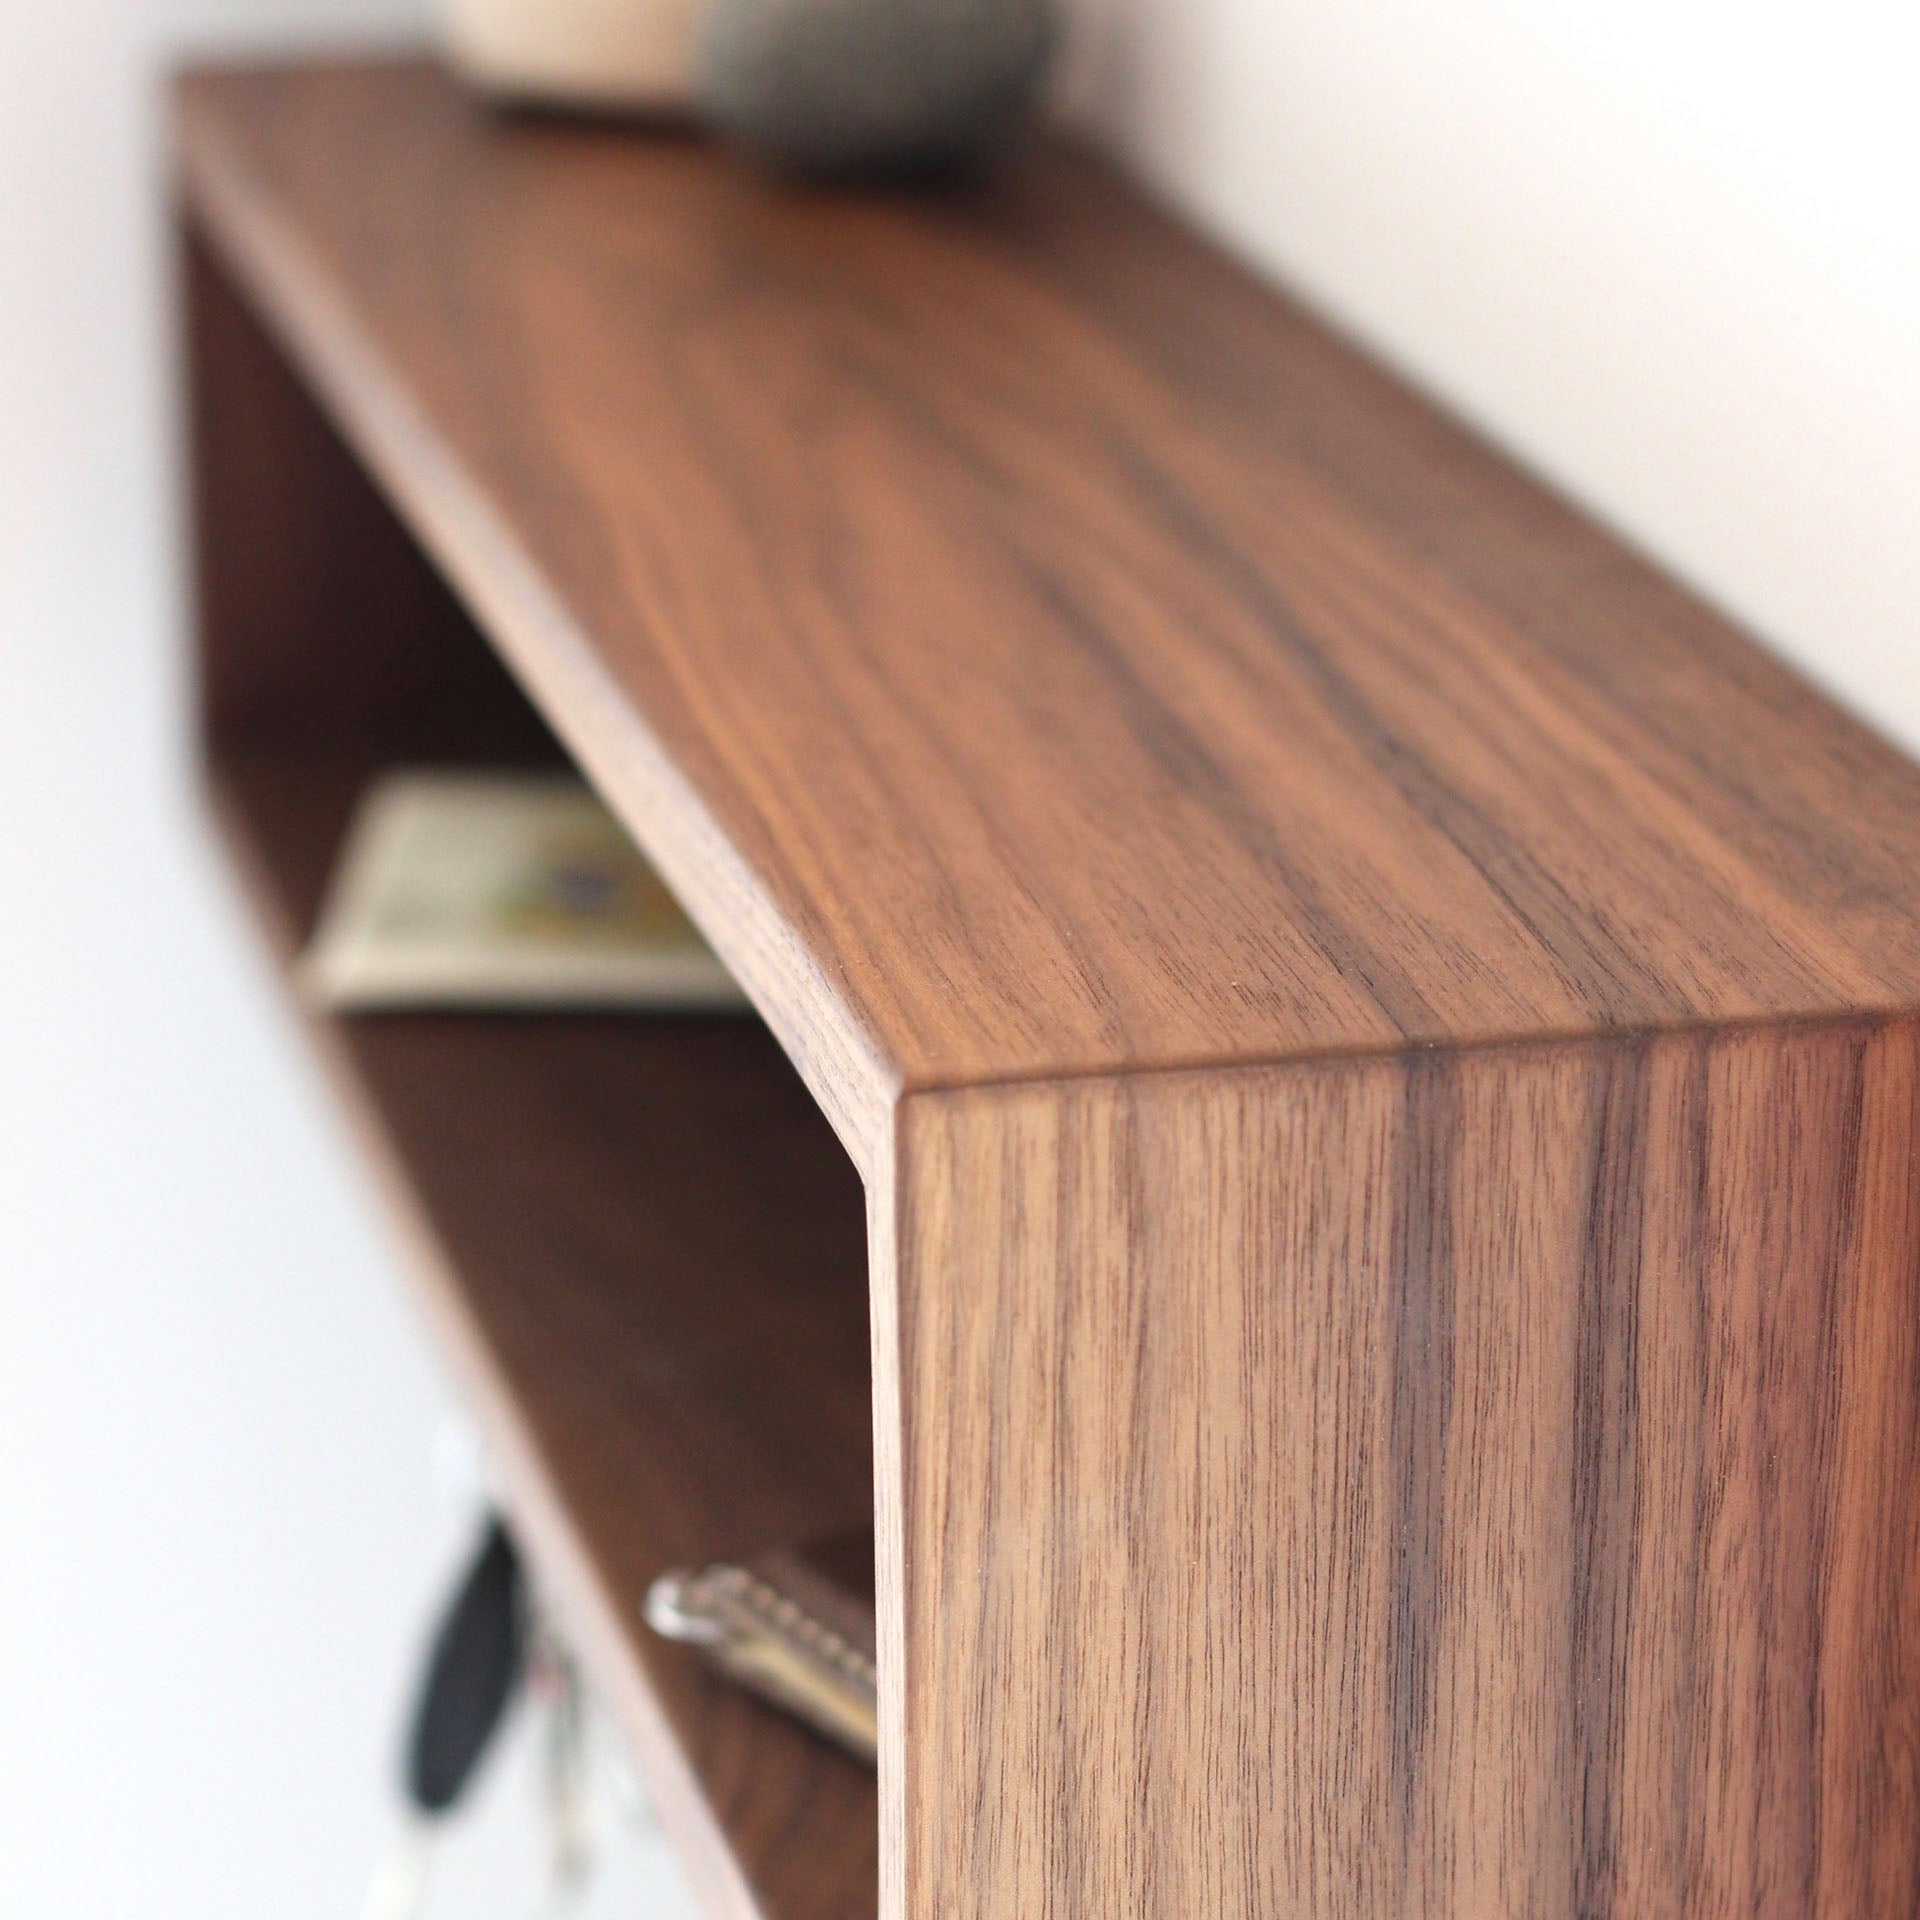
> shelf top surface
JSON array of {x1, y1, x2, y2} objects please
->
[{"x1": 176, "y1": 58, "x2": 1920, "y2": 1135}]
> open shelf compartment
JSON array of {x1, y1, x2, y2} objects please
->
[{"x1": 187, "y1": 230, "x2": 879, "y2": 1920}]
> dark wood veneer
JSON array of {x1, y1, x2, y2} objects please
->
[
  {"x1": 176, "y1": 57, "x2": 1920, "y2": 1920},
  {"x1": 174, "y1": 58, "x2": 1920, "y2": 1174}
]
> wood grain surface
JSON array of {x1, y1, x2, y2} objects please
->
[
  {"x1": 892, "y1": 1026, "x2": 1920, "y2": 1919},
  {"x1": 174, "y1": 59, "x2": 1920, "y2": 1172},
  {"x1": 214, "y1": 746, "x2": 879, "y2": 1920}
]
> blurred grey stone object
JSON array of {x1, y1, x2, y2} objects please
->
[{"x1": 700, "y1": 0, "x2": 1059, "y2": 174}]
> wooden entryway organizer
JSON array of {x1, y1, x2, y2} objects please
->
[{"x1": 175, "y1": 58, "x2": 1920, "y2": 1920}]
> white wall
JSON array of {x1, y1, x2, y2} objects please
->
[
  {"x1": 1064, "y1": 0, "x2": 1920, "y2": 755},
  {"x1": 2, "y1": 1, "x2": 1914, "y2": 1914},
  {"x1": 0, "y1": 4, "x2": 695, "y2": 1914}
]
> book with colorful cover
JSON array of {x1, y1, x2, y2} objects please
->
[{"x1": 302, "y1": 771, "x2": 750, "y2": 1012}]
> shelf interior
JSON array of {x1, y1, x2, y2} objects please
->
[
  {"x1": 188, "y1": 217, "x2": 879, "y2": 1920},
  {"x1": 212, "y1": 745, "x2": 880, "y2": 1920}
]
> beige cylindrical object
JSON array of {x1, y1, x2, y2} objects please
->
[{"x1": 437, "y1": 0, "x2": 711, "y2": 111}]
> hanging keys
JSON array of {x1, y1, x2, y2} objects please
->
[
  {"x1": 527, "y1": 1619, "x2": 594, "y2": 1911},
  {"x1": 359, "y1": 1515, "x2": 528, "y2": 1920}
]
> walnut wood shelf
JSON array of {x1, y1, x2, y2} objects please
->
[{"x1": 176, "y1": 57, "x2": 1920, "y2": 1920}]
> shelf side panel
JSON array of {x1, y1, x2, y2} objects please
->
[{"x1": 892, "y1": 1025, "x2": 1920, "y2": 1918}]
